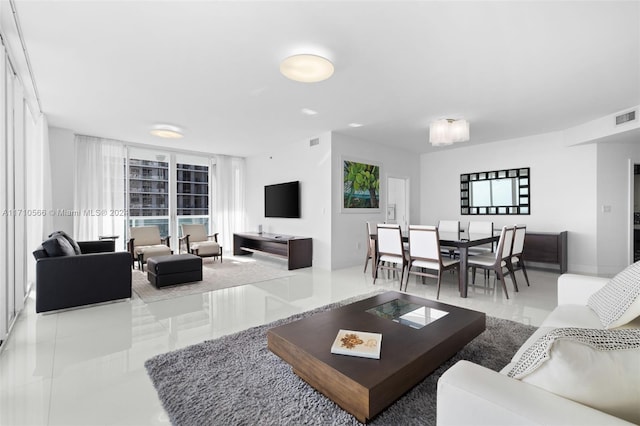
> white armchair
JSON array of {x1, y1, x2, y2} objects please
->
[
  {"x1": 180, "y1": 224, "x2": 222, "y2": 262},
  {"x1": 127, "y1": 226, "x2": 171, "y2": 271}
]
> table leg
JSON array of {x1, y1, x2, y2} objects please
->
[
  {"x1": 372, "y1": 239, "x2": 378, "y2": 279},
  {"x1": 459, "y1": 247, "x2": 469, "y2": 298}
]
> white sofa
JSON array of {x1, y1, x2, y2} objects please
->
[{"x1": 437, "y1": 273, "x2": 640, "y2": 426}]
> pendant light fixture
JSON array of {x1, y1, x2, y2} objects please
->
[{"x1": 429, "y1": 119, "x2": 470, "y2": 146}]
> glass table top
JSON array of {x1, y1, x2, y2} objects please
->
[{"x1": 366, "y1": 298, "x2": 449, "y2": 329}]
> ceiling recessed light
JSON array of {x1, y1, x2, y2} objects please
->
[
  {"x1": 150, "y1": 124, "x2": 184, "y2": 139},
  {"x1": 280, "y1": 54, "x2": 334, "y2": 83},
  {"x1": 348, "y1": 123, "x2": 363, "y2": 128},
  {"x1": 301, "y1": 108, "x2": 318, "y2": 116}
]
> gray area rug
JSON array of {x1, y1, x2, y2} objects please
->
[
  {"x1": 145, "y1": 294, "x2": 536, "y2": 425},
  {"x1": 132, "y1": 259, "x2": 294, "y2": 303}
]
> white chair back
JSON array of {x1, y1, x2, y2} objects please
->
[
  {"x1": 181, "y1": 224, "x2": 208, "y2": 242},
  {"x1": 497, "y1": 226, "x2": 515, "y2": 260},
  {"x1": 377, "y1": 224, "x2": 403, "y2": 256},
  {"x1": 512, "y1": 225, "x2": 526, "y2": 256},
  {"x1": 468, "y1": 221, "x2": 493, "y2": 237},
  {"x1": 438, "y1": 220, "x2": 460, "y2": 234},
  {"x1": 408, "y1": 225, "x2": 440, "y2": 261},
  {"x1": 130, "y1": 226, "x2": 161, "y2": 246}
]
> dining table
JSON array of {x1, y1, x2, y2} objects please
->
[
  {"x1": 371, "y1": 231, "x2": 500, "y2": 298},
  {"x1": 438, "y1": 232, "x2": 500, "y2": 298}
]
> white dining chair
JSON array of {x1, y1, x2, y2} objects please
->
[
  {"x1": 374, "y1": 223, "x2": 408, "y2": 289},
  {"x1": 405, "y1": 225, "x2": 461, "y2": 299},
  {"x1": 363, "y1": 221, "x2": 376, "y2": 275},
  {"x1": 467, "y1": 226, "x2": 517, "y2": 299},
  {"x1": 467, "y1": 221, "x2": 494, "y2": 256},
  {"x1": 438, "y1": 220, "x2": 460, "y2": 258},
  {"x1": 510, "y1": 224, "x2": 530, "y2": 287}
]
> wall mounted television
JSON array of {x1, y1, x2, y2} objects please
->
[{"x1": 265, "y1": 181, "x2": 300, "y2": 218}]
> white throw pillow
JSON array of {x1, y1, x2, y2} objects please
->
[
  {"x1": 588, "y1": 262, "x2": 640, "y2": 328},
  {"x1": 506, "y1": 327, "x2": 640, "y2": 424}
]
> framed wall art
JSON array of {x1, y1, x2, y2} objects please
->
[{"x1": 342, "y1": 158, "x2": 381, "y2": 213}]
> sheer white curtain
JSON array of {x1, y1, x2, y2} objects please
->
[
  {"x1": 74, "y1": 135, "x2": 125, "y2": 241},
  {"x1": 40, "y1": 115, "x2": 53, "y2": 237},
  {"x1": 214, "y1": 155, "x2": 245, "y2": 251},
  {"x1": 26, "y1": 111, "x2": 48, "y2": 288}
]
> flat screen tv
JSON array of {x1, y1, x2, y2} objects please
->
[{"x1": 265, "y1": 181, "x2": 300, "y2": 218}]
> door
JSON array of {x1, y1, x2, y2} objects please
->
[
  {"x1": 633, "y1": 164, "x2": 640, "y2": 262},
  {"x1": 387, "y1": 176, "x2": 409, "y2": 232}
]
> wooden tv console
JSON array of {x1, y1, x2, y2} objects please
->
[{"x1": 233, "y1": 232, "x2": 312, "y2": 270}]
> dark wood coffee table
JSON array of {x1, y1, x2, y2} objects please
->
[{"x1": 267, "y1": 291, "x2": 485, "y2": 423}]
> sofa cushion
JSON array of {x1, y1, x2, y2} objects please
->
[
  {"x1": 32, "y1": 245, "x2": 48, "y2": 260},
  {"x1": 588, "y1": 261, "x2": 640, "y2": 328},
  {"x1": 190, "y1": 241, "x2": 220, "y2": 255},
  {"x1": 48, "y1": 231, "x2": 81, "y2": 255},
  {"x1": 505, "y1": 327, "x2": 640, "y2": 424},
  {"x1": 542, "y1": 304, "x2": 603, "y2": 329},
  {"x1": 42, "y1": 234, "x2": 77, "y2": 257}
]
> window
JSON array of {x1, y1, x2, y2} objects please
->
[
  {"x1": 124, "y1": 149, "x2": 212, "y2": 244},
  {"x1": 176, "y1": 162, "x2": 209, "y2": 237},
  {"x1": 127, "y1": 157, "x2": 170, "y2": 237}
]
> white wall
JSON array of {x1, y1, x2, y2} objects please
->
[
  {"x1": 245, "y1": 132, "x2": 332, "y2": 270},
  {"x1": 331, "y1": 133, "x2": 421, "y2": 270},
  {"x1": 421, "y1": 131, "x2": 598, "y2": 274},
  {"x1": 48, "y1": 126, "x2": 75, "y2": 234}
]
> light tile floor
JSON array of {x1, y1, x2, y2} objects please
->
[{"x1": 0, "y1": 256, "x2": 560, "y2": 425}]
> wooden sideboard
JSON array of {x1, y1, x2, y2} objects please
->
[
  {"x1": 523, "y1": 231, "x2": 568, "y2": 273},
  {"x1": 233, "y1": 232, "x2": 313, "y2": 270}
]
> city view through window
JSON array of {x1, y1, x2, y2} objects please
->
[{"x1": 127, "y1": 158, "x2": 209, "y2": 239}]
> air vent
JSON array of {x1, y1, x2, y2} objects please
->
[
  {"x1": 309, "y1": 138, "x2": 320, "y2": 147},
  {"x1": 616, "y1": 110, "x2": 637, "y2": 125}
]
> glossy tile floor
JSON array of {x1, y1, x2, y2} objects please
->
[{"x1": 0, "y1": 256, "x2": 560, "y2": 425}]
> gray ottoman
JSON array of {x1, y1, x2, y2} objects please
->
[{"x1": 147, "y1": 254, "x2": 202, "y2": 288}]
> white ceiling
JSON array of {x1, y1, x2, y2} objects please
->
[{"x1": 13, "y1": 1, "x2": 640, "y2": 157}]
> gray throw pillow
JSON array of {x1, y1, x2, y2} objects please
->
[
  {"x1": 42, "y1": 234, "x2": 77, "y2": 257},
  {"x1": 48, "y1": 231, "x2": 81, "y2": 255}
]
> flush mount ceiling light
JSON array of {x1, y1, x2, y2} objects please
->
[
  {"x1": 280, "y1": 54, "x2": 334, "y2": 83},
  {"x1": 301, "y1": 108, "x2": 318, "y2": 116},
  {"x1": 150, "y1": 124, "x2": 184, "y2": 139},
  {"x1": 429, "y1": 119, "x2": 470, "y2": 146}
]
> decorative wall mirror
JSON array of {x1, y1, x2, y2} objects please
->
[{"x1": 460, "y1": 168, "x2": 530, "y2": 215}]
